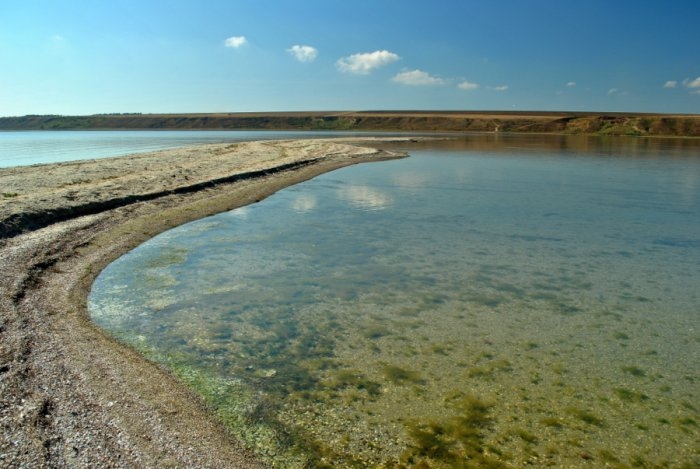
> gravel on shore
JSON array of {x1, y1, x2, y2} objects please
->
[{"x1": 0, "y1": 138, "x2": 407, "y2": 468}]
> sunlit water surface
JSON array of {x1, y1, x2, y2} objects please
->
[{"x1": 90, "y1": 135, "x2": 700, "y2": 468}]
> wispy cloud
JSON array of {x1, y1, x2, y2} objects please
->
[
  {"x1": 224, "y1": 36, "x2": 247, "y2": 48},
  {"x1": 489, "y1": 85, "x2": 509, "y2": 91},
  {"x1": 684, "y1": 77, "x2": 700, "y2": 88},
  {"x1": 663, "y1": 80, "x2": 678, "y2": 88},
  {"x1": 287, "y1": 45, "x2": 318, "y2": 63},
  {"x1": 608, "y1": 88, "x2": 619, "y2": 95},
  {"x1": 393, "y1": 69, "x2": 445, "y2": 86},
  {"x1": 566, "y1": 81, "x2": 576, "y2": 87},
  {"x1": 336, "y1": 50, "x2": 399, "y2": 75},
  {"x1": 51, "y1": 34, "x2": 65, "y2": 42},
  {"x1": 458, "y1": 80, "x2": 479, "y2": 90}
]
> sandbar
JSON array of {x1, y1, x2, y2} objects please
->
[{"x1": 0, "y1": 138, "x2": 407, "y2": 467}]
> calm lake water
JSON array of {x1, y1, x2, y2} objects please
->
[
  {"x1": 89, "y1": 135, "x2": 699, "y2": 468},
  {"x1": 0, "y1": 130, "x2": 390, "y2": 167}
]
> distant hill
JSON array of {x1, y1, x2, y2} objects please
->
[{"x1": 1, "y1": 111, "x2": 699, "y2": 137}]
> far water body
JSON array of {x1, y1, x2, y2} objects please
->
[
  {"x1": 89, "y1": 135, "x2": 700, "y2": 468},
  {"x1": 0, "y1": 130, "x2": 388, "y2": 167}
]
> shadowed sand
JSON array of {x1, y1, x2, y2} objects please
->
[{"x1": 0, "y1": 138, "x2": 407, "y2": 467}]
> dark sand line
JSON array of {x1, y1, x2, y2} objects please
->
[{"x1": 0, "y1": 139, "x2": 407, "y2": 467}]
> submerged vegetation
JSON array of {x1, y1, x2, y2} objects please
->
[
  {"x1": 89, "y1": 142, "x2": 700, "y2": 468},
  {"x1": 382, "y1": 365, "x2": 426, "y2": 386},
  {"x1": 108, "y1": 282, "x2": 699, "y2": 468},
  {"x1": 397, "y1": 395, "x2": 506, "y2": 469}
]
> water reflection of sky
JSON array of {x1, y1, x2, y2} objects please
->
[
  {"x1": 290, "y1": 194, "x2": 318, "y2": 213},
  {"x1": 337, "y1": 184, "x2": 393, "y2": 211},
  {"x1": 0, "y1": 130, "x2": 403, "y2": 167},
  {"x1": 90, "y1": 138, "x2": 700, "y2": 468},
  {"x1": 390, "y1": 171, "x2": 435, "y2": 190}
]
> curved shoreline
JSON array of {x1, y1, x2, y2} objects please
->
[{"x1": 0, "y1": 139, "x2": 407, "y2": 467}]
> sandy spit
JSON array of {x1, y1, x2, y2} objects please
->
[{"x1": 0, "y1": 138, "x2": 408, "y2": 468}]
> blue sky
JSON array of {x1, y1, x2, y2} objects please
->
[{"x1": 1, "y1": 0, "x2": 699, "y2": 116}]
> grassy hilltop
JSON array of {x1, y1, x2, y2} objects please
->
[{"x1": 1, "y1": 111, "x2": 699, "y2": 137}]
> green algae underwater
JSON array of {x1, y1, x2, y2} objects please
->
[{"x1": 90, "y1": 136, "x2": 700, "y2": 468}]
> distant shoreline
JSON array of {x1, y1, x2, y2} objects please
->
[{"x1": 1, "y1": 111, "x2": 700, "y2": 137}]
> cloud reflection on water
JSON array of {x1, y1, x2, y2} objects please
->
[
  {"x1": 391, "y1": 171, "x2": 434, "y2": 190},
  {"x1": 291, "y1": 194, "x2": 318, "y2": 213},
  {"x1": 229, "y1": 206, "x2": 250, "y2": 218},
  {"x1": 337, "y1": 184, "x2": 393, "y2": 211}
]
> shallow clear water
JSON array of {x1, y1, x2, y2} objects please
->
[
  {"x1": 90, "y1": 135, "x2": 700, "y2": 468},
  {"x1": 0, "y1": 130, "x2": 389, "y2": 167}
]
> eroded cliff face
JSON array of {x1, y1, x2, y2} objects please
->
[{"x1": 1, "y1": 111, "x2": 699, "y2": 136}]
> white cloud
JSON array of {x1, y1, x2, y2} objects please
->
[
  {"x1": 684, "y1": 77, "x2": 700, "y2": 88},
  {"x1": 608, "y1": 88, "x2": 619, "y2": 95},
  {"x1": 458, "y1": 80, "x2": 479, "y2": 90},
  {"x1": 51, "y1": 34, "x2": 65, "y2": 42},
  {"x1": 224, "y1": 36, "x2": 247, "y2": 48},
  {"x1": 566, "y1": 81, "x2": 576, "y2": 87},
  {"x1": 287, "y1": 45, "x2": 318, "y2": 63},
  {"x1": 489, "y1": 85, "x2": 509, "y2": 91},
  {"x1": 664, "y1": 80, "x2": 678, "y2": 88},
  {"x1": 692, "y1": 89, "x2": 700, "y2": 95},
  {"x1": 393, "y1": 69, "x2": 445, "y2": 86},
  {"x1": 336, "y1": 50, "x2": 400, "y2": 75}
]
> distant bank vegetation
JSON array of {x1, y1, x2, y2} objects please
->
[{"x1": 1, "y1": 111, "x2": 699, "y2": 137}]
